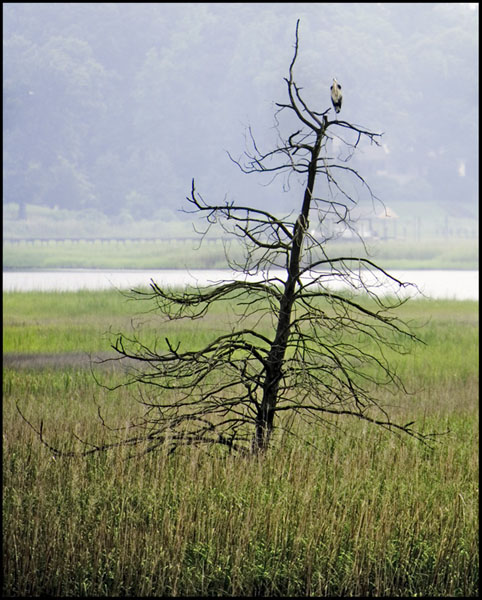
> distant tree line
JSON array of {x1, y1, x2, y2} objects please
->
[{"x1": 3, "y1": 3, "x2": 477, "y2": 221}]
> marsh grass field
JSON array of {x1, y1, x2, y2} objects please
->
[{"x1": 3, "y1": 289, "x2": 479, "y2": 596}]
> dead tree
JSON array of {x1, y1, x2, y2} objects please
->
[{"x1": 18, "y1": 21, "x2": 442, "y2": 458}]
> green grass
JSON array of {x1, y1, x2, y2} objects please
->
[
  {"x1": 2, "y1": 291, "x2": 479, "y2": 596},
  {"x1": 2, "y1": 288, "x2": 241, "y2": 354},
  {"x1": 3, "y1": 235, "x2": 478, "y2": 269},
  {"x1": 3, "y1": 289, "x2": 134, "y2": 353},
  {"x1": 3, "y1": 290, "x2": 478, "y2": 373},
  {"x1": 3, "y1": 238, "x2": 242, "y2": 270}
]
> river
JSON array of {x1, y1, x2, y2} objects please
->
[{"x1": 2, "y1": 268, "x2": 478, "y2": 300}]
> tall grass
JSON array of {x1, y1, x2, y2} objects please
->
[
  {"x1": 3, "y1": 289, "x2": 478, "y2": 354},
  {"x1": 3, "y1": 288, "x2": 246, "y2": 354},
  {"x1": 3, "y1": 294, "x2": 479, "y2": 596},
  {"x1": 3, "y1": 289, "x2": 137, "y2": 354}
]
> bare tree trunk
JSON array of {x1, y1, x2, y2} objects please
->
[{"x1": 255, "y1": 129, "x2": 324, "y2": 451}]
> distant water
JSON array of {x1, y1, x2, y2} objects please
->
[{"x1": 2, "y1": 268, "x2": 478, "y2": 300}]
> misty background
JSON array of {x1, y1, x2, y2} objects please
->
[{"x1": 3, "y1": 2, "x2": 478, "y2": 244}]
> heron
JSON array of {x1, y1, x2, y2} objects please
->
[{"x1": 330, "y1": 78, "x2": 342, "y2": 114}]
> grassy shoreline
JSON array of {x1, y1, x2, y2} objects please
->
[
  {"x1": 3, "y1": 236, "x2": 478, "y2": 270},
  {"x1": 3, "y1": 292, "x2": 479, "y2": 596}
]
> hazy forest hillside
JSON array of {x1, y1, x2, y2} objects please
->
[{"x1": 3, "y1": 3, "x2": 478, "y2": 243}]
